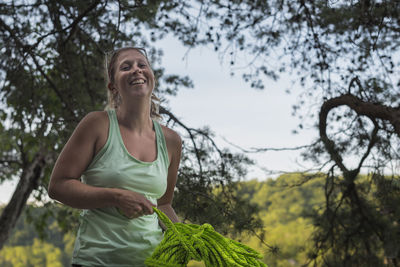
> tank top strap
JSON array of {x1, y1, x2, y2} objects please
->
[
  {"x1": 86, "y1": 109, "x2": 118, "y2": 169},
  {"x1": 106, "y1": 109, "x2": 117, "y2": 127},
  {"x1": 153, "y1": 120, "x2": 170, "y2": 167},
  {"x1": 106, "y1": 109, "x2": 120, "y2": 147}
]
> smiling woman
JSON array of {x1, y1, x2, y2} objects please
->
[
  {"x1": 48, "y1": 47, "x2": 182, "y2": 266},
  {"x1": 105, "y1": 47, "x2": 161, "y2": 121}
]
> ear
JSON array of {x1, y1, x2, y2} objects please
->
[{"x1": 107, "y1": 82, "x2": 115, "y2": 92}]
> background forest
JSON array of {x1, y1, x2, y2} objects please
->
[
  {"x1": 1, "y1": 0, "x2": 400, "y2": 266},
  {"x1": 0, "y1": 173, "x2": 398, "y2": 266},
  {"x1": 0, "y1": 173, "x2": 326, "y2": 267}
]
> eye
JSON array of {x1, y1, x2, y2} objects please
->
[
  {"x1": 121, "y1": 65, "x2": 130, "y2": 71},
  {"x1": 138, "y1": 62, "x2": 147, "y2": 68}
]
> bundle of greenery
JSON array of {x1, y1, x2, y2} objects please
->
[{"x1": 145, "y1": 207, "x2": 267, "y2": 267}]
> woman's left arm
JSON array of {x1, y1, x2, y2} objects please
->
[{"x1": 157, "y1": 126, "x2": 182, "y2": 224}]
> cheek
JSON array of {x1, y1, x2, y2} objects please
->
[
  {"x1": 148, "y1": 74, "x2": 155, "y2": 88},
  {"x1": 116, "y1": 73, "x2": 129, "y2": 84}
]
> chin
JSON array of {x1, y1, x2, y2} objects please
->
[{"x1": 128, "y1": 89, "x2": 152, "y2": 98}]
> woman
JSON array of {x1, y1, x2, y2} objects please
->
[{"x1": 48, "y1": 47, "x2": 182, "y2": 266}]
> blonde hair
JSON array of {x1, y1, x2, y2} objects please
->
[{"x1": 104, "y1": 47, "x2": 161, "y2": 120}]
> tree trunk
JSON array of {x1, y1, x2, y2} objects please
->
[{"x1": 0, "y1": 148, "x2": 50, "y2": 250}]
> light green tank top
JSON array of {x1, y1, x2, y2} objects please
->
[{"x1": 72, "y1": 109, "x2": 170, "y2": 267}]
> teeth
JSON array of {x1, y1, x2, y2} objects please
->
[{"x1": 131, "y1": 79, "x2": 145, "y2": 85}]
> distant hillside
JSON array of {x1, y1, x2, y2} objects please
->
[
  {"x1": 233, "y1": 173, "x2": 325, "y2": 267},
  {"x1": 0, "y1": 204, "x2": 75, "y2": 267}
]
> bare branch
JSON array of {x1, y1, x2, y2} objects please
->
[
  {"x1": 222, "y1": 137, "x2": 319, "y2": 153},
  {"x1": 159, "y1": 106, "x2": 203, "y2": 174}
]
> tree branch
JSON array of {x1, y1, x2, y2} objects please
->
[
  {"x1": 159, "y1": 106, "x2": 204, "y2": 174},
  {"x1": 319, "y1": 92, "x2": 400, "y2": 176},
  {"x1": 222, "y1": 137, "x2": 320, "y2": 153}
]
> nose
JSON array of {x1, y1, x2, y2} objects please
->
[{"x1": 131, "y1": 64, "x2": 142, "y2": 74}]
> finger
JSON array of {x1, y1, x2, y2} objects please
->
[
  {"x1": 133, "y1": 205, "x2": 143, "y2": 213},
  {"x1": 140, "y1": 202, "x2": 154, "y2": 214},
  {"x1": 137, "y1": 198, "x2": 155, "y2": 214},
  {"x1": 122, "y1": 205, "x2": 141, "y2": 218}
]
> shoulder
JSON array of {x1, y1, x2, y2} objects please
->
[
  {"x1": 160, "y1": 124, "x2": 182, "y2": 150},
  {"x1": 76, "y1": 111, "x2": 109, "y2": 132},
  {"x1": 73, "y1": 111, "x2": 109, "y2": 147},
  {"x1": 81, "y1": 110, "x2": 109, "y2": 125},
  {"x1": 159, "y1": 124, "x2": 182, "y2": 164},
  {"x1": 81, "y1": 111, "x2": 110, "y2": 153}
]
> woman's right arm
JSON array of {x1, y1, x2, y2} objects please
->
[{"x1": 48, "y1": 112, "x2": 154, "y2": 216}]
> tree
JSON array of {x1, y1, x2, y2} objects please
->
[
  {"x1": 0, "y1": 0, "x2": 263, "y2": 250},
  {"x1": 134, "y1": 0, "x2": 400, "y2": 265}
]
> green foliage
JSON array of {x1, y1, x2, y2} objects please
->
[
  {"x1": 173, "y1": 130, "x2": 263, "y2": 236},
  {"x1": 1, "y1": 174, "x2": 323, "y2": 266},
  {"x1": 0, "y1": 238, "x2": 63, "y2": 267},
  {"x1": 3, "y1": 173, "x2": 398, "y2": 266},
  {"x1": 146, "y1": 207, "x2": 266, "y2": 267},
  {"x1": 306, "y1": 173, "x2": 400, "y2": 266},
  {"x1": 237, "y1": 173, "x2": 399, "y2": 266},
  {"x1": 234, "y1": 174, "x2": 326, "y2": 267},
  {"x1": 0, "y1": 205, "x2": 75, "y2": 266}
]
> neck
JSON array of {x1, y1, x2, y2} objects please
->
[{"x1": 116, "y1": 100, "x2": 152, "y2": 133}]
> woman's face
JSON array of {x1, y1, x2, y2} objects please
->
[{"x1": 111, "y1": 49, "x2": 155, "y2": 103}]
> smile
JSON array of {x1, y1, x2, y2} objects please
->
[{"x1": 130, "y1": 78, "x2": 146, "y2": 85}]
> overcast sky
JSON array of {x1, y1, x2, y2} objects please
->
[{"x1": 0, "y1": 36, "x2": 317, "y2": 204}]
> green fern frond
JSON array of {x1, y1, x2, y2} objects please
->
[{"x1": 145, "y1": 208, "x2": 267, "y2": 267}]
